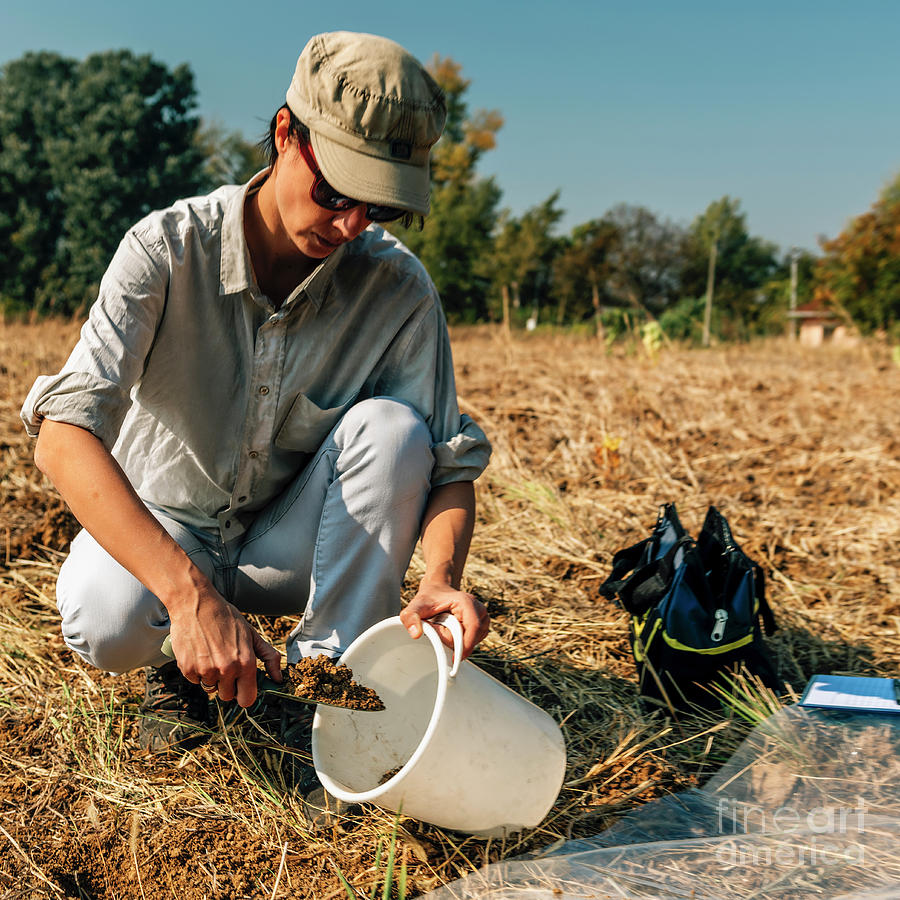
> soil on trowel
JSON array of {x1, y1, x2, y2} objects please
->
[{"x1": 282, "y1": 656, "x2": 384, "y2": 710}]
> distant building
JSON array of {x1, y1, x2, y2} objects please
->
[{"x1": 788, "y1": 300, "x2": 840, "y2": 347}]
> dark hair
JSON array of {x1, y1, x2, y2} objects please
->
[
  {"x1": 259, "y1": 105, "x2": 424, "y2": 231},
  {"x1": 260, "y1": 104, "x2": 308, "y2": 169}
]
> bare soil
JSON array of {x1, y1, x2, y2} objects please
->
[
  {"x1": 2, "y1": 321, "x2": 899, "y2": 898},
  {"x1": 282, "y1": 657, "x2": 384, "y2": 711}
]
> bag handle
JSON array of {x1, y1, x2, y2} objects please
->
[
  {"x1": 598, "y1": 537, "x2": 652, "y2": 601},
  {"x1": 602, "y1": 534, "x2": 693, "y2": 617},
  {"x1": 599, "y1": 503, "x2": 686, "y2": 602}
]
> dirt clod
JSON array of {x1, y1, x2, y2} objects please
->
[{"x1": 282, "y1": 655, "x2": 384, "y2": 710}]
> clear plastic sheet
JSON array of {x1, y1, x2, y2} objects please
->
[{"x1": 423, "y1": 706, "x2": 900, "y2": 899}]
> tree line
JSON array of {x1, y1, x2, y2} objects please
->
[{"x1": 1, "y1": 49, "x2": 897, "y2": 340}]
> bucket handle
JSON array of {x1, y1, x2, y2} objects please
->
[{"x1": 424, "y1": 613, "x2": 463, "y2": 678}]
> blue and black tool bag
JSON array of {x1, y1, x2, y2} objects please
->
[{"x1": 600, "y1": 503, "x2": 780, "y2": 711}]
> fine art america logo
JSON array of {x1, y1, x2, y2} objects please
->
[{"x1": 715, "y1": 798, "x2": 867, "y2": 868}]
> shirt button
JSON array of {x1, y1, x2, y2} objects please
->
[
  {"x1": 248, "y1": 450, "x2": 259, "y2": 459},
  {"x1": 224, "y1": 520, "x2": 231, "y2": 529},
  {"x1": 238, "y1": 495, "x2": 247, "y2": 503},
  {"x1": 259, "y1": 385, "x2": 270, "y2": 395}
]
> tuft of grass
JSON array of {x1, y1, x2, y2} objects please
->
[
  {"x1": 333, "y1": 812, "x2": 408, "y2": 900},
  {"x1": 708, "y1": 670, "x2": 786, "y2": 727}
]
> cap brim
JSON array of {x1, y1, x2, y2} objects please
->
[{"x1": 311, "y1": 131, "x2": 431, "y2": 216}]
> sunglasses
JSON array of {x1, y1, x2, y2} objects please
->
[{"x1": 296, "y1": 139, "x2": 407, "y2": 223}]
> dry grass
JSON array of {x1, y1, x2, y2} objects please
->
[{"x1": 1, "y1": 319, "x2": 898, "y2": 898}]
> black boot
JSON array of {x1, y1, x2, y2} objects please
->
[{"x1": 138, "y1": 661, "x2": 212, "y2": 752}]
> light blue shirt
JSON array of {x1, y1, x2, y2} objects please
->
[{"x1": 21, "y1": 174, "x2": 490, "y2": 538}]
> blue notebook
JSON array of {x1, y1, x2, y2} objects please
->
[{"x1": 799, "y1": 674, "x2": 900, "y2": 714}]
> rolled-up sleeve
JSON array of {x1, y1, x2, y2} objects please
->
[
  {"x1": 21, "y1": 224, "x2": 168, "y2": 449},
  {"x1": 431, "y1": 414, "x2": 491, "y2": 485},
  {"x1": 382, "y1": 294, "x2": 491, "y2": 487},
  {"x1": 21, "y1": 371, "x2": 134, "y2": 446}
]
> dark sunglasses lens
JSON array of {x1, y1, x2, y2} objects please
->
[
  {"x1": 312, "y1": 172, "x2": 405, "y2": 222},
  {"x1": 312, "y1": 176, "x2": 357, "y2": 212},
  {"x1": 365, "y1": 205, "x2": 406, "y2": 223}
]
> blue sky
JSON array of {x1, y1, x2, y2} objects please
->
[{"x1": 4, "y1": 0, "x2": 899, "y2": 254}]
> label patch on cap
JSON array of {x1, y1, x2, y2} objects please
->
[{"x1": 390, "y1": 140, "x2": 412, "y2": 160}]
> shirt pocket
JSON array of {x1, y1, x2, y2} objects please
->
[{"x1": 274, "y1": 392, "x2": 355, "y2": 453}]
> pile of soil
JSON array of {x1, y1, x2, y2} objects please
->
[{"x1": 282, "y1": 656, "x2": 384, "y2": 711}]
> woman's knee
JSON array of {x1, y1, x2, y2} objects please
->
[
  {"x1": 56, "y1": 532, "x2": 172, "y2": 672},
  {"x1": 336, "y1": 398, "x2": 433, "y2": 481}
]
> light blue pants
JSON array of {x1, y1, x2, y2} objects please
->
[{"x1": 55, "y1": 398, "x2": 434, "y2": 672}]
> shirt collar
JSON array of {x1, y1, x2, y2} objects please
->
[
  {"x1": 218, "y1": 169, "x2": 352, "y2": 311},
  {"x1": 219, "y1": 169, "x2": 267, "y2": 297},
  {"x1": 296, "y1": 242, "x2": 347, "y2": 310}
]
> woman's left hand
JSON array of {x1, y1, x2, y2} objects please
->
[{"x1": 400, "y1": 581, "x2": 490, "y2": 660}]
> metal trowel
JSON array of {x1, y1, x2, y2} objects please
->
[{"x1": 159, "y1": 634, "x2": 383, "y2": 711}]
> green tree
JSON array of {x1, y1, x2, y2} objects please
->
[
  {"x1": 0, "y1": 50, "x2": 205, "y2": 315},
  {"x1": 400, "y1": 177, "x2": 501, "y2": 322},
  {"x1": 483, "y1": 192, "x2": 564, "y2": 325},
  {"x1": 0, "y1": 52, "x2": 75, "y2": 314},
  {"x1": 600, "y1": 204, "x2": 687, "y2": 316},
  {"x1": 813, "y1": 172, "x2": 900, "y2": 335},
  {"x1": 552, "y1": 219, "x2": 619, "y2": 327},
  {"x1": 682, "y1": 196, "x2": 780, "y2": 340},
  {"x1": 390, "y1": 56, "x2": 503, "y2": 322}
]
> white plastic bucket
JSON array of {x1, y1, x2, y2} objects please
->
[{"x1": 311, "y1": 614, "x2": 566, "y2": 836}]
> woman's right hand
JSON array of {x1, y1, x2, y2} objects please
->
[{"x1": 167, "y1": 582, "x2": 283, "y2": 707}]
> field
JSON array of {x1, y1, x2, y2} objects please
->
[{"x1": 1, "y1": 320, "x2": 899, "y2": 899}]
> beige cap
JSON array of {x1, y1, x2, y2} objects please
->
[{"x1": 286, "y1": 32, "x2": 446, "y2": 216}]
